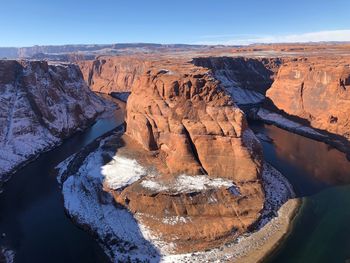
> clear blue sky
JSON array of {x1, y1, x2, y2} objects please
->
[{"x1": 1, "y1": 0, "x2": 350, "y2": 46}]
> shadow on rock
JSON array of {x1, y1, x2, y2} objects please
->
[{"x1": 58, "y1": 125, "x2": 161, "y2": 262}]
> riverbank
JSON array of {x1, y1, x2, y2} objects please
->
[
  {"x1": 161, "y1": 200, "x2": 300, "y2": 263},
  {"x1": 0, "y1": 96, "x2": 117, "y2": 194},
  {"x1": 256, "y1": 108, "x2": 350, "y2": 159},
  {"x1": 233, "y1": 199, "x2": 300, "y2": 263},
  {"x1": 163, "y1": 164, "x2": 300, "y2": 262}
]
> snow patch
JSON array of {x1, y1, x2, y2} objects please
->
[
  {"x1": 58, "y1": 145, "x2": 161, "y2": 262},
  {"x1": 215, "y1": 71, "x2": 265, "y2": 105},
  {"x1": 162, "y1": 216, "x2": 191, "y2": 225},
  {"x1": 257, "y1": 162, "x2": 295, "y2": 228},
  {"x1": 101, "y1": 156, "x2": 147, "y2": 190},
  {"x1": 257, "y1": 108, "x2": 324, "y2": 137},
  {"x1": 141, "y1": 174, "x2": 237, "y2": 194}
]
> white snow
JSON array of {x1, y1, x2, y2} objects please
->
[
  {"x1": 101, "y1": 156, "x2": 147, "y2": 190},
  {"x1": 58, "y1": 146, "x2": 161, "y2": 262},
  {"x1": 162, "y1": 216, "x2": 191, "y2": 225},
  {"x1": 215, "y1": 71, "x2": 265, "y2": 105},
  {"x1": 257, "y1": 162, "x2": 295, "y2": 228},
  {"x1": 141, "y1": 174, "x2": 237, "y2": 193},
  {"x1": 257, "y1": 108, "x2": 325, "y2": 137}
]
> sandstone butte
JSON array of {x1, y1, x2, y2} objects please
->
[
  {"x1": 266, "y1": 56, "x2": 350, "y2": 144},
  {"x1": 80, "y1": 57, "x2": 265, "y2": 253},
  {"x1": 78, "y1": 55, "x2": 283, "y2": 96}
]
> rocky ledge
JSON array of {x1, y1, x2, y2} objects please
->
[{"x1": 0, "y1": 60, "x2": 111, "y2": 189}]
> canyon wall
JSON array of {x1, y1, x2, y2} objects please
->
[
  {"x1": 125, "y1": 63, "x2": 263, "y2": 180},
  {"x1": 78, "y1": 55, "x2": 284, "y2": 105},
  {"x1": 78, "y1": 56, "x2": 150, "y2": 94},
  {"x1": 192, "y1": 57, "x2": 283, "y2": 105},
  {"x1": 115, "y1": 61, "x2": 265, "y2": 252},
  {"x1": 0, "y1": 60, "x2": 108, "y2": 178},
  {"x1": 266, "y1": 57, "x2": 350, "y2": 142}
]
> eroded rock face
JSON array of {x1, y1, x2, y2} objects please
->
[
  {"x1": 78, "y1": 56, "x2": 151, "y2": 94},
  {"x1": 126, "y1": 64, "x2": 263, "y2": 180},
  {"x1": 113, "y1": 61, "x2": 265, "y2": 252},
  {"x1": 192, "y1": 57, "x2": 284, "y2": 105},
  {"x1": 193, "y1": 57, "x2": 282, "y2": 93},
  {"x1": 266, "y1": 57, "x2": 350, "y2": 142},
  {"x1": 0, "y1": 60, "x2": 108, "y2": 178}
]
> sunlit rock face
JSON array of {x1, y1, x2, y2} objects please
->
[
  {"x1": 0, "y1": 60, "x2": 108, "y2": 179},
  {"x1": 266, "y1": 57, "x2": 350, "y2": 142},
  {"x1": 111, "y1": 60, "x2": 266, "y2": 252},
  {"x1": 78, "y1": 56, "x2": 151, "y2": 94}
]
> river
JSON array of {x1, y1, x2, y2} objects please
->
[
  {"x1": 249, "y1": 121, "x2": 350, "y2": 263},
  {"x1": 1, "y1": 102, "x2": 350, "y2": 262},
  {"x1": 0, "y1": 98, "x2": 125, "y2": 263}
]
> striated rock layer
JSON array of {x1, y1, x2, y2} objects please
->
[
  {"x1": 79, "y1": 55, "x2": 285, "y2": 106},
  {"x1": 0, "y1": 60, "x2": 108, "y2": 181},
  {"x1": 78, "y1": 56, "x2": 151, "y2": 94},
  {"x1": 110, "y1": 60, "x2": 265, "y2": 252},
  {"x1": 266, "y1": 57, "x2": 350, "y2": 143}
]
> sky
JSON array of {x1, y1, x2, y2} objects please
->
[{"x1": 1, "y1": 0, "x2": 350, "y2": 47}]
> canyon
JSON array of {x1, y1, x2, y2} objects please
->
[
  {"x1": 1, "y1": 43, "x2": 350, "y2": 262},
  {"x1": 77, "y1": 50, "x2": 350, "y2": 157},
  {"x1": 0, "y1": 60, "x2": 111, "y2": 191},
  {"x1": 67, "y1": 45, "x2": 350, "y2": 261},
  {"x1": 54, "y1": 53, "x2": 296, "y2": 261}
]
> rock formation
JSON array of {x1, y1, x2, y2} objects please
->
[
  {"x1": 266, "y1": 57, "x2": 350, "y2": 143},
  {"x1": 108, "y1": 60, "x2": 265, "y2": 252},
  {"x1": 192, "y1": 57, "x2": 284, "y2": 106},
  {"x1": 0, "y1": 60, "x2": 108, "y2": 180},
  {"x1": 78, "y1": 56, "x2": 150, "y2": 94},
  {"x1": 79, "y1": 55, "x2": 285, "y2": 106}
]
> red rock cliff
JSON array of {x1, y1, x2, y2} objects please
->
[
  {"x1": 0, "y1": 60, "x2": 108, "y2": 178},
  {"x1": 266, "y1": 57, "x2": 350, "y2": 142},
  {"x1": 113, "y1": 60, "x2": 265, "y2": 252},
  {"x1": 78, "y1": 56, "x2": 151, "y2": 94}
]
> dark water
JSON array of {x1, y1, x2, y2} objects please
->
[
  {"x1": 0, "y1": 99, "x2": 125, "y2": 263},
  {"x1": 249, "y1": 121, "x2": 350, "y2": 263}
]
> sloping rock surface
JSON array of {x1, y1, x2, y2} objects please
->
[
  {"x1": 78, "y1": 57, "x2": 152, "y2": 94},
  {"x1": 192, "y1": 57, "x2": 284, "y2": 105},
  {"x1": 0, "y1": 60, "x2": 107, "y2": 179},
  {"x1": 266, "y1": 57, "x2": 350, "y2": 142}
]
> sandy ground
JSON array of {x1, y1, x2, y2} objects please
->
[
  {"x1": 231, "y1": 199, "x2": 300, "y2": 263},
  {"x1": 162, "y1": 198, "x2": 300, "y2": 262}
]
